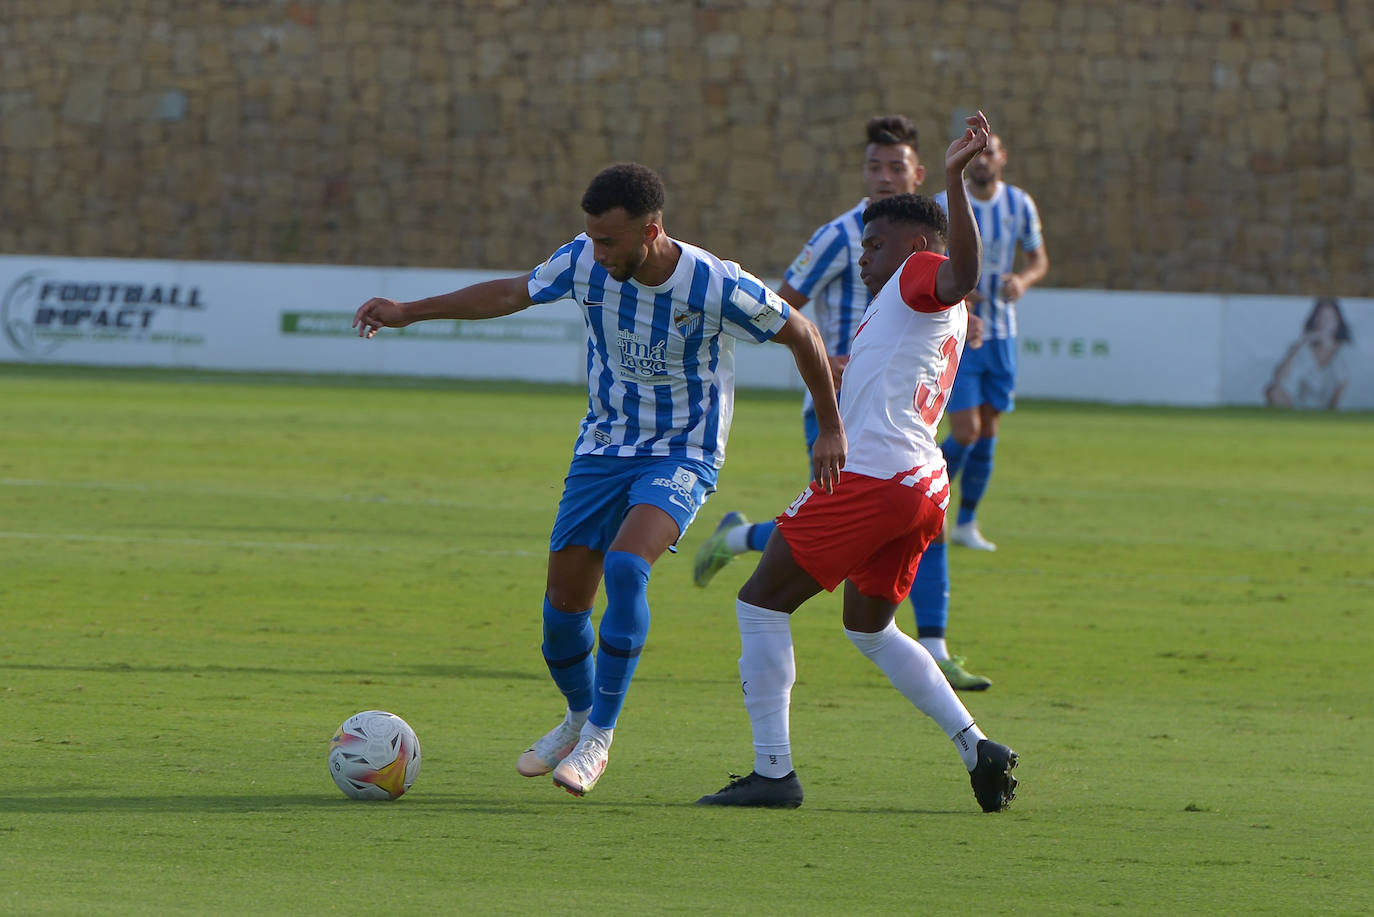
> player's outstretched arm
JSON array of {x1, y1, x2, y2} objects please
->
[
  {"x1": 353, "y1": 275, "x2": 535, "y2": 338},
  {"x1": 935, "y1": 111, "x2": 989, "y2": 305},
  {"x1": 772, "y1": 309, "x2": 846, "y2": 492}
]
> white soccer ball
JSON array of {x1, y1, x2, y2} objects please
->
[{"x1": 328, "y1": 710, "x2": 422, "y2": 800}]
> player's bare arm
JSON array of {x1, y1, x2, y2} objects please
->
[
  {"x1": 771, "y1": 309, "x2": 847, "y2": 493},
  {"x1": 776, "y1": 282, "x2": 809, "y2": 311},
  {"x1": 935, "y1": 111, "x2": 989, "y2": 306},
  {"x1": 1001, "y1": 244, "x2": 1049, "y2": 302},
  {"x1": 779, "y1": 280, "x2": 847, "y2": 385},
  {"x1": 353, "y1": 275, "x2": 535, "y2": 338}
]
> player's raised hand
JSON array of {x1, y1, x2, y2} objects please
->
[
  {"x1": 946, "y1": 110, "x2": 990, "y2": 173},
  {"x1": 352, "y1": 297, "x2": 409, "y2": 338}
]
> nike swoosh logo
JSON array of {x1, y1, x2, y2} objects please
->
[
  {"x1": 598, "y1": 687, "x2": 624, "y2": 696},
  {"x1": 668, "y1": 493, "x2": 692, "y2": 511},
  {"x1": 583, "y1": 298, "x2": 604, "y2": 306}
]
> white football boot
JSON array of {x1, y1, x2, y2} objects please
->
[
  {"x1": 949, "y1": 520, "x2": 997, "y2": 551},
  {"x1": 516, "y1": 715, "x2": 581, "y2": 777},
  {"x1": 551, "y1": 736, "x2": 609, "y2": 796}
]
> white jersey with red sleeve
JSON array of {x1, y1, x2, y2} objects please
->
[{"x1": 838, "y1": 250, "x2": 967, "y2": 484}]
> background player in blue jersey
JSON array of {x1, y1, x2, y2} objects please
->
[
  {"x1": 934, "y1": 131, "x2": 1049, "y2": 552},
  {"x1": 352, "y1": 163, "x2": 846, "y2": 798},
  {"x1": 693, "y1": 116, "x2": 995, "y2": 690}
]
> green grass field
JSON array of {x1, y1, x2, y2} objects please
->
[{"x1": 2, "y1": 363, "x2": 1371, "y2": 916}]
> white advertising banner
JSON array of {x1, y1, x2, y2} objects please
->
[
  {"x1": 1013, "y1": 289, "x2": 1225, "y2": 407},
  {"x1": 2, "y1": 255, "x2": 1368, "y2": 410},
  {"x1": 0, "y1": 255, "x2": 804, "y2": 390}
]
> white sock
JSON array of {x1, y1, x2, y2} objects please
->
[
  {"x1": 725, "y1": 524, "x2": 753, "y2": 555},
  {"x1": 951, "y1": 722, "x2": 987, "y2": 771},
  {"x1": 918, "y1": 636, "x2": 949, "y2": 661},
  {"x1": 736, "y1": 599, "x2": 796, "y2": 778},
  {"x1": 567, "y1": 707, "x2": 590, "y2": 730},
  {"x1": 844, "y1": 621, "x2": 977, "y2": 752},
  {"x1": 578, "y1": 721, "x2": 612, "y2": 750}
]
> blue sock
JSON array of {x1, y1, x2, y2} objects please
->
[
  {"x1": 540, "y1": 597, "x2": 594, "y2": 713},
  {"x1": 942, "y1": 435, "x2": 971, "y2": 478},
  {"x1": 747, "y1": 521, "x2": 775, "y2": 552},
  {"x1": 910, "y1": 540, "x2": 949, "y2": 636},
  {"x1": 590, "y1": 550, "x2": 652, "y2": 730},
  {"x1": 957, "y1": 436, "x2": 996, "y2": 526}
]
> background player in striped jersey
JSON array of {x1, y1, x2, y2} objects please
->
[
  {"x1": 352, "y1": 163, "x2": 846, "y2": 798},
  {"x1": 694, "y1": 116, "x2": 993, "y2": 691},
  {"x1": 934, "y1": 131, "x2": 1049, "y2": 552},
  {"x1": 777, "y1": 115, "x2": 926, "y2": 454},
  {"x1": 696, "y1": 112, "x2": 1017, "y2": 811}
]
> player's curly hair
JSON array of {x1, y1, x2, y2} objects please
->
[
  {"x1": 862, "y1": 193, "x2": 948, "y2": 246},
  {"x1": 581, "y1": 163, "x2": 666, "y2": 218},
  {"x1": 866, "y1": 115, "x2": 918, "y2": 151}
]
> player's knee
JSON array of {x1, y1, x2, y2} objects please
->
[
  {"x1": 738, "y1": 578, "x2": 801, "y2": 615},
  {"x1": 602, "y1": 549, "x2": 651, "y2": 598},
  {"x1": 950, "y1": 415, "x2": 980, "y2": 444},
  {"x1": 544, "y1": 588, "x2": 595, "y2": 614}
]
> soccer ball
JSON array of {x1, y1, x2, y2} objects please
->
[{"x1": 328, "y1": 710, "x2": 422, "y2": 800}]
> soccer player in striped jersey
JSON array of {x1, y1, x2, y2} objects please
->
[
  {"x1": 696, "y1": 112, "x2": 1017, "y2": 812},
  {"x1": 352, "y1": 163, "x2": 846, "y2": 798},
  {"x1": 694, "y1": 115, "x2": 993, "y2": 691},
  {"x1": 777, "y1": 115, "x2": 926, "y2": 451},
  {"x1": 934, "y1": 131, "x2": 1049, "y2": 552}
]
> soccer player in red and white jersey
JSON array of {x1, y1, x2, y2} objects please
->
[{"x1": 697, "y1": 112, "x2": 1018, "y2": 812}]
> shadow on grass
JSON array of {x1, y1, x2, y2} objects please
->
[
  {"x1": 0, "y1": 661, "x2": 737, "y2": 687},
  {"x1": 0, "y1": 661, "x2": 543, "y2": 681},
  {"x1": 0, "y1": 793, "x2": 731, "y2": 815}
]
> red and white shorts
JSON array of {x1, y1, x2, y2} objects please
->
[{"x1": 775, "y1": 465, "x2": 948, "y2": 604}]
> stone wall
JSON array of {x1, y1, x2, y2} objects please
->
[{"x1": 2, "y1": 0, "x2": 1371, "y2": 295}]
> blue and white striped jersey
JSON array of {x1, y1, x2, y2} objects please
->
[
  {"x1": 783, "y1": 199, "x2": 870, "y2": 359},
  {"x1": 528, "y1": 235, "x2": 790, "y2": 469},
  {"x1": 935, "y1": 182, "x2": 1042, "y2": 339}
]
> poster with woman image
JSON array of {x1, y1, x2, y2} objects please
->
[
  {"x1": 1221, "y1": 296, "x2": 1373, "y2": 411},
  {"x1": 1265, "y1": 298, "x2": 1353, "y2": 409}
]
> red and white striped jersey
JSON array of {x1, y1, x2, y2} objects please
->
[{"x1": 838, "y1": 250, "x2": 967, "y2": 486}]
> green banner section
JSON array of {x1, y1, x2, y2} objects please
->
[{"x1": 279, "y1": 311, "x2": 582, "y2": 343}]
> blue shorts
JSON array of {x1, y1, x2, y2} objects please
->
[
  {"x1": 549, "y1": 454, "x2": 718, "y2": 553},
  {"x1": 949, "y1": 336, "x2": 1017, "y2": 414}
]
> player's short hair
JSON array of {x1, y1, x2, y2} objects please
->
[
  {"x1": 866, "y1": 115, "x2": 918, "y2": 151},
  {"x1": 581, "y1": 163, "x2": 666, "y2": 219},
  {"x1": 862, "y1": 193, "x2": 948, "y2": 246}
]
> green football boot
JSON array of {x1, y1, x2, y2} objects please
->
[{"x1": 938, "y1": 655, "x2": 993, "y2": 691}]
